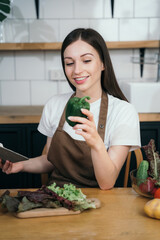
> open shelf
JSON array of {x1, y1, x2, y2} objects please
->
[{"x1": 0, "y1": 40, "x2": 159, "y2": 51}]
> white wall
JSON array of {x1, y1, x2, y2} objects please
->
[{"x1": 0, "y1": 0, "x2": 160, "y2": 105}]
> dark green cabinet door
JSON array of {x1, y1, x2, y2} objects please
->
[
  {"x1": 0, "y1": 124, "x2": 27, "y2": 189},
  {"x1": 25, "y1": 124, "x2": 47, "y2": 188},
  {"x1": 26, "y1": 124, "x2": 46, "y2": 158},
  {"x1": 0, "y1": 124, "x2": 46, "y2": 189},
  {"x1": 140, "y1": 122, "x2": 160, "y2": 153},
  {"x1": 0, "y1": 122, "x2": 159, "y2": 188},
  {"x1": 0, "y1": 124, "x2": 26, "y2": 154}
]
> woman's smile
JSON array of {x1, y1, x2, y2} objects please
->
[{"x1": 74, "y1": 76, "x2": 89, "y2": 84}]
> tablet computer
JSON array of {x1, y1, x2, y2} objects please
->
[{"x1": 0, "y1": 144, "x2": 28, "y2": 163}]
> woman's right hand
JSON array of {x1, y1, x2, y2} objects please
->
[{"x1": 0, "y1": 158, "x2": 23, "y2": 174}]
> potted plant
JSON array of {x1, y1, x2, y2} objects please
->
[
  {"x1": 0, "y1": 0, "x2": 12, "y2": 42},
  {"x1": 0, "y1": 0, "x2": 11, "y2": 22}
]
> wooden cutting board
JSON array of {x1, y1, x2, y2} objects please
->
[{"x1": 14, "y1": 198, "x2": 101, "y2": 218}]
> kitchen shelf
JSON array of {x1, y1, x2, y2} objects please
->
[
  {"x1": 0, "y1": 106, "x2": 160, "y2": 124},
  {"x1": 0, "y1": 40, "x2": 159, "y2": 51},
  {"x1": 0, "y1": 106, "x2": 43, "y2": 124}
]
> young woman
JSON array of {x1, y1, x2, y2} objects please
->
[{"x1": 0, "y1": 28, "x2": 141, "y2": 189}]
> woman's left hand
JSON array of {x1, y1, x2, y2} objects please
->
[{"x1": 68, "y1": 108, "x2": 102, "y2": 148}]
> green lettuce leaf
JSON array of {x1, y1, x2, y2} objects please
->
[
  {"x1": 1, "y1": 194, "x2": 20, "y2": 212},
  {"x1": 18, "y1": 197, "x2": 42, "y2": 212},
  {"x1": 47, "y1": 183, "x2": 96, "y2": 210},
  {"x1": 47, "y1": 183, "x2": 86, "y2": 201}
]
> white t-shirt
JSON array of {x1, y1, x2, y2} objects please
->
[{"x1": 38, "y1": 92, "x2": 141, "y2": 151}]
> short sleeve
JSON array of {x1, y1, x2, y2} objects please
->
[
  {"x1": 37, "y1": 92, "x2": 73, "y2": 138},
  {"x1": 106, "y1": 97, "x2": 141, "y2": 151},
  {"x1": 38, "y1": 103, "x2": 56, "y2": 137}
]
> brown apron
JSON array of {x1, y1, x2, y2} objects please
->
[{"x1": 47, "y1": 91, "x2": 108, "y2": 187}]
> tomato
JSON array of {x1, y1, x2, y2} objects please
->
[{"x1": 154, "y1": 188, "x2": 160, "y2": 198}]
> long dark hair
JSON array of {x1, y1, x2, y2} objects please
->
[{"x1": 61, "y1": 28, "x2": 127, "y2": 101}]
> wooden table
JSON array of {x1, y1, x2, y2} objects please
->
[{"x1": 0, "y1": 188, "x2": 159, "y2": 240}]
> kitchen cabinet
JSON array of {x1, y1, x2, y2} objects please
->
[
  {"x1": 140, "y1": 122, "x2": 160, "y2": 151},
  {"x1": 0, "y1": 121, "x2": 160, "y2": 188},
  {"x1": 0, "y1": 123, "x2": 46, "y2": 189}
]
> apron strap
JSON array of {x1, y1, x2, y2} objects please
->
[
  {"x1": 58, "y1": 91, "x2": 108, "y2": 141},
  {"x1": 58, "y1": 93, "x2": 75, "y2": 128},
  {"x1": 97, "y1": 91, "x2": 108, "y2": 141}
]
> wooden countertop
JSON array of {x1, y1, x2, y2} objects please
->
[
  {"x1": 0, "y1": 188, "x2": 159, "y2": 240},
  {"x1": 0, "y1": 106, "x2": 160, "y2": 124},
  {"x1": 0, "y1": 106, "x2": 43, "y2": 124},
  {"x1": 139, "y1": 113, "x2": 160, "y2": 122}
]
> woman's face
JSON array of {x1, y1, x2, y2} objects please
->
[{"x1": 63, "y1": 40, "x2": 104, "y2": 98}]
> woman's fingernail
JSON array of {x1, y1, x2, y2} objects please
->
[{"x1": 68, "y1": 116, "x2": 72, "y2": 120}]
